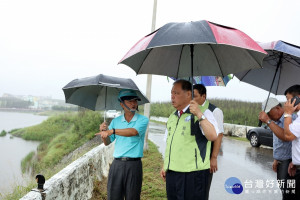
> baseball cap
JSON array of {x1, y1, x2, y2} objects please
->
[
  {"x1": 118, "y1": 89, "x2": 141, "y2": 101},
  {"x1": 262, "y1": 97, "x2": 280, "y2": 113}
]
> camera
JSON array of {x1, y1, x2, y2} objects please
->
[{"x1": 291, "y1": 96, "x2": 300, "y2": 106}]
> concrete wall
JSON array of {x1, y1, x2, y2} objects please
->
[
  {"x1": 21, "y1": 143, "x2": 114, "y2": 200},
  {"x1": 223, "y1": 123, "x2": 256, "y2": 138}
]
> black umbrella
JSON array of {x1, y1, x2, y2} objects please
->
[
  {"x1": 62, "y1": 74, "x2": 149, "y2": 119},
  {"x1": 119, "y1": 20, "x2": 267, "y2": 133}
]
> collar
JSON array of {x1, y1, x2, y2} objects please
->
[
  {"x1": 199, "y1": 100, "x2": 209, "y2": 113},
  {"x1": 121, "y1": 113, "x2": 138, "y2": 123},
  {"x1": 174, "y1": 104, "x2": 191, "y2": 116},
  {"x1": 276, "y1": 114, "x2": 285, "y2": 124}
]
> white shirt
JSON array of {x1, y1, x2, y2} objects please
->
[
  {"x1": 163, "y1": 105, "x2": 219, "y2": 141},
  {"x1": 202, "y1": 100, "x2": 224, "y2": 134},
  {"x1": 289, "y1": 110, "x2": 300, "y2": 165}
]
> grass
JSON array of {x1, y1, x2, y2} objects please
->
[
  {"x1": 0, "y1": 130, "x2": 7, "y2": 137},
  {"x1": 150, "y1": 119, "x2": 166, "y2": 125},
  {"x1": 227, "y1": 135, "x2": 248, "y2": 142},
  {"x1": 21, "y1": 151, "x2": 35, "y2": 173},
  {"x1": 91, "y1": 140, "x2": 167, "y2": 200}
]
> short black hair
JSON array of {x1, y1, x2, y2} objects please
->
[
  {"x1": 173, "y1": 79, "x2": 192, "y2": 91},
  {"x1": 193, "y1": 84, "x2": 206, "y2": 95},
  {"x1": 284, "y1": 85, "x2": 300, "y2": 96}
]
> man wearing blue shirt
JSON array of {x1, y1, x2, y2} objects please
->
[
  {"x1": 96, "y1": 89, "x2": 149, "y2": 200},
  {"x1": 259, "y1": 97, "x2": 297, "y2": 200}
]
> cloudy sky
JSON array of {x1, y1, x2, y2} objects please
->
[{"x1": 1, "y1": 0, "x2": 300, "y2": 103}]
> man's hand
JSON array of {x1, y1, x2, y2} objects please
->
[
  {"x1": 259, "y1": 111, "x2": 270, "y2": 123},
  {"x1": 160, "y1": 168, "x2": 166, "y2": 182},
  {"x1": 272, "y1": 160, "x2": 278, "y2": 173},
  {"x1": 95, "y1": 129, "x2": 113, "y2": 139},
  {"x1": 210, "y1": 157, "x2": 218, "y2": 173},
  {"x1": 284, "y1": 98, "x2": 297, "y2": 115},
  {"x1": 288, "y1": 162, "x2": 296, "y2": 177},
  {"x1": 189, "y1": 100, "x2": 202, "y2": 119},
  {"x1": 99, "y1": 121, "x2": 108, "y2": 131}
]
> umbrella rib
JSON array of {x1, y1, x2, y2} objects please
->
[
  {"x1": 275, "y1": 63, "x2": 283, "y2": 95},
  {"x1": 176, "y1": 45, "x2": 184, "y2": 78},
  {"x1": 136, "y1": 48, "x2": 153, "y2": 74},
  {"x1": 238, "y1": 69, "x2": 251, "y2": 81},
  {"x1": 208, "y1": 44, "x2": 224, "y2": 76}
]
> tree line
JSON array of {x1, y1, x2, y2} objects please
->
[
  {"x1": 140, "y1": 99, "x2": 262, "y2": 127},
  {"x1": 0, "y1": 97, "x2": 32, "y2": 108}
]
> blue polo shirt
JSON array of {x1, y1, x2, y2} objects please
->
[
  {"x1": 108, "y1": 113, "x2": 149, "y2": 158},
  {"x1": 273, "y1": 114, "x2": 297, "y2": 161}
]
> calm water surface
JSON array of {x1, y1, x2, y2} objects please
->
[{"x1": 0, "y1": 112, "x2": 48, "y2": 194}]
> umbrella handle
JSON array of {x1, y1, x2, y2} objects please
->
[{"x1": 258, "y1": 120, "x2": 262, "y2": 127}]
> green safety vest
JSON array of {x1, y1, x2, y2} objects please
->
[{"x1": 164, "y1": 101, "x2": 212, "y2": 172}]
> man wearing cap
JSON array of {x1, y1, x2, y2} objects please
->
[
  {"x1": 282, "y1": 85, "x2": 300, "y2": 199},
  {"x1": 259, "y1": 97, "x2": 297, "y2": 200},
  {"x1": 96, "y1": 89, "x2": 149, "y2": 200}
]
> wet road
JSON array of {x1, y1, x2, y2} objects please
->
[{"x1": 148, "y1": 122, "x2": 282, "y2": 200}]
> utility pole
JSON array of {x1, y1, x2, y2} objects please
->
[{"x1": 144, "y1": 0, "x2": 157, "y2": 151}]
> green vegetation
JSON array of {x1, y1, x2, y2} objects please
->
[
  {"x1": 91, "y1": 141, "x2": 167, "y2": 200},
  {"x1": 52, "y1": 105, "x2": 78, "y2": 111},
  {"x1": 2, "y1": 110, "x2": 104, "y2": 199},
  {"x1": 149, "y1": 99, "x2": 261, "y2": 126},
  {"x1": 229, "y1": 136, "x2": 248, "y2": 142},
  {"x1": 0, "y1": 130, "x2": 7, "y2": 137},
  {"x1": 21, "y1": 151, "x2": 35, "y2": 173}
]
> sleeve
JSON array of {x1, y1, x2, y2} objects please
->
[
  {"x1": 289, "y1": 117, "x2": 300, "y2": 138},
  {"x1": 200, "y1": 110, "x2": 219, "y2": 136},
  {"x1": 108, "y1": 119, "x2": 116, "y2": 142},
  {"x1": 213, "y1": 108, "x2": 224, "y2": 134},
  {"x1": 132, "y1": 116, "x2": 149, "y2": 137}
]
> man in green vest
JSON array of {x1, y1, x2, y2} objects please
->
[{"x1": 160, "y1": 80, "x2": 219, "y2": 200}]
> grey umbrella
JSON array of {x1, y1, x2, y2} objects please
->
[
  {"x1": 234, "y1": 40, "x2": 300, "y2": 125},
  {"x1": 235, "y1": 40, "x2": 300, "y2": 96},
  {"x1": 62, "y1": 74, "x2": 149, "y2": 119}
]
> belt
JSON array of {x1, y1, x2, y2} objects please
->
[{"x1": 115, "y1": 157, "x2": 141, "y2": 161}]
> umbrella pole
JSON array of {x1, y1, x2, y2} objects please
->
[
  {"x1": 190, "y1": 44, "x2": 196, "y2": 135},
  {"x1": 190, "y1": 44, "x2": 194, "y2": 99},
  {"x1": 258, "y1": 52, "x2": 283, "y2": 126}
]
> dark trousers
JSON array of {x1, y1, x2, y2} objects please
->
[
  {"x1": 277, "y1": 159, "x2": 296, "y2": 200},
  {"x1": 166, "y1": 169, "x2": 210, "y2": 200},
  {"x1": 295, "y1": 168, "x2": 300, "y2": 199},
  {"x1": 107, "y1": 159, "x2": 142, "y2": 200},
  {"x1": 205, "y1": 172, "x2": 213, "y2": 200}
]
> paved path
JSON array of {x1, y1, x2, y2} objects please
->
[{"x1": 148, "y1": 122, "x2": 282, "y2": 200}]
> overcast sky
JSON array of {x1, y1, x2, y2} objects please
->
[{"x1": 1, "y1": 0, "x2": 300, "y2": 103}]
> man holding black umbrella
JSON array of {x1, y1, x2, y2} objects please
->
[
  {"x1": 160, "y1": 80, "x2": 218, "y2": 200},
  {"x1": 96, "y1": 89, "x2": 149, "y2": 200}
]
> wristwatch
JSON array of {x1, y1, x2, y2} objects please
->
[
  {"x1": 199, "y1": 114, "x2": 206, "y2": 121},
  {"x1": 266, "y1": 119, "x2": 272, "y2": 125},
  {"x1": 284, "y1": 113, "x2": 292, "y2": 118}
]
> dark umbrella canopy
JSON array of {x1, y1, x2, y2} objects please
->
[
  {"x1": 119, "y1": 20, "x2": 267, "y2": 78},
  {"x1": 62, "y1": 74, "x2": 149, "y2": 111},
  {"x1": 235, "y1": 40, "x2": 300, "y2": 95}
]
